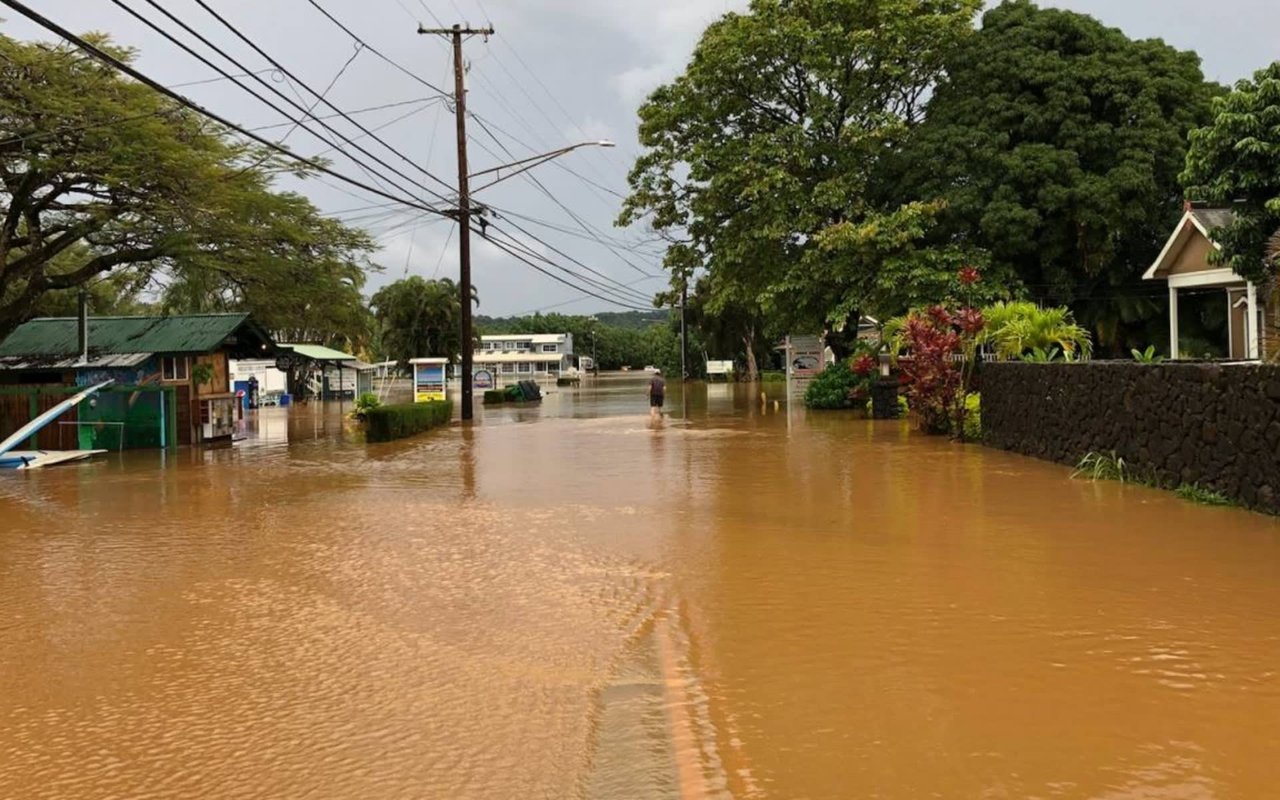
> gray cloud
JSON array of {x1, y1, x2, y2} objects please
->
[{"x1": 6, "y1": 1, "x2": 1274, "y2": 315}]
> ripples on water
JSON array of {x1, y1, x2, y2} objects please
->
[{"x1": 2, "y1": 379, "x2": 1280, "y2": 799}]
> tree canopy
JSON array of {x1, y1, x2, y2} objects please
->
[
  {"x1": 620, "y1": 0, "x2": 984, "y2": 354},
  {"x1": 897, "y1": 1, "x2": 1217, "y2": 350},
  {"x1": 1182, "y1": 62, "x2": 1280, "y2": 283},
  {"x1": 0, "y1": 32, "x2": 377, "y2": 344}
]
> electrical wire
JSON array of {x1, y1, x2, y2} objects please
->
[
  {"x1": 305, "y1": 0, "x2": 453, "y2": 98},
  {"x1": 273, "y1": 43, "x2": 363, "y2": 147},
  {"x1": 482, "y1": 219, "x2": 656, "y2": 304},
  {"x1": 468, "y1": 116, "x2": 660, "y2": 278},
  {"x1": 475, "y1": 227, "x2": 656, "y2": 311},
  {"x1": 0, "y1": 0, "x2": 449, "y2": 218},
  {"x1": 120, "y1": 0, "x2": 456, "y2": 203},
  {"x1": 187, "y1": 0, "x2": 457, "y2": 198},
  {"x1": 2, "y1": 0, "x2": 667, "y2": 312},
  {"x1": 431, "y1": 224, "x2": 457, "y2": 278},
  {"x1": 481, "y1": 224, "x2": 657, "y2": 307}
]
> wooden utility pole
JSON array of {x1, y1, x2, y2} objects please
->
[
  {"x1": 680, "y1": 279, "x2": 688, "y2": 382},
  {"x1": 418, "y1": 23, "x2": 493, "y2": 421}
]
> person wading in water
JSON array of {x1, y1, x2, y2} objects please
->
[{"x1": 648, "y1": 370, "x2": 666, "y2": 419}]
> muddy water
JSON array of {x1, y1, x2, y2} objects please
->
[{"x1": 2, "y1": 376, "x2": 1279, "y2": 799}]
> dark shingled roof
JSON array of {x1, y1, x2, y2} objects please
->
[
  {"x1": 0, "y1": 314, "x2": 273, "y2": 359},
  {"x1": 1190, "y1": 208, "x2": 1237, "y2": 232}
]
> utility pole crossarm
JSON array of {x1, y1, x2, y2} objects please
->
[{"x1": 417, "y1": 24, "x2": 495, "y2": 36}]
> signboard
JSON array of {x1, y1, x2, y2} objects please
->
[
  {"x1": 472, "y1": 369, "x2": 495, "y2": 390},
  {"x1": 410, "y1": 359, "x2": 447, "y2": 403},
  {"x1": 785, "y1": 335, "x2": 824, "y2": 399}
]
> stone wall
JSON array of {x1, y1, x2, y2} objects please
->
[{"x1": 982, "y1": 362, "x2": 1280, "y2": 514}]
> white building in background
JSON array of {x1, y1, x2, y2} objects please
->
[{"x1": 474, "y1": 333, "x2": 574, "y2": 379}]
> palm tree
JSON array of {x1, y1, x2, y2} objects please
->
[{"x1": 369, "y1": 277, "x2": 479, "y2": 367}]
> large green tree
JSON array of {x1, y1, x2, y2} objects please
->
[
  {"x1": 156, "y1": 192, "x2": 376, "y2": 353},
  {"x1": 370, "y1": 276, "x2": 476, "y2": 367},
  {"x1": 619, "y1": 0, "x2": 984, "y2": 357},
  {"x1": 897, "y1": 1, "x2": 1218, "y2": 353},
  {"x1": 1182, "y1": 62, "x2": 1280, "y2": 284},
  {"x1": 0, "y1": 32, "x2": 376, "y2": 342}
]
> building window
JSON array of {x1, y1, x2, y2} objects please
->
[
  {"x1": 161, "y1": 356, "x2": 189, "y2": 381},
  {"x1": 541, "y1": 344, "x2": 558, "y2": 353},
  {"x1": 501, "y1": 363, "x2": 515, "y2": 374},
  {"x1": 504, "y1": 341, "x2": 516, "y2": 350},
  {"x1": 517, "y1": 362, "x2": 532, "y2": 373}
]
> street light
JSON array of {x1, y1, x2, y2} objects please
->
[
  {"x1": 468, "y1": 141, "x2": 616, "y2": 194},
  {"x1": 448, "y1": 138, "x2": 613, "y2": 421},
  {"x1": 587, "y1": 315, "x2": 598, "y2": 375}
]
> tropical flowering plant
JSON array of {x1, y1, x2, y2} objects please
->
[{"x1": 895, "y1": 269, "x2": 987, "y2": 437}]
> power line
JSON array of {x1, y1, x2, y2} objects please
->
[
  {"x1": 170, "y1": 67, "x2": 279, "y2": 87},
  {"x1": 390, "y1": 1, "x2": 639, "y2": 223},
  {"x1": 127, "y1": 0, "x2": 456, "y2": 202},
  {"x1": 480, "y1": 221, "x2": 656, "y2": 307},
  {"x1": 100, "y1": 0, "x2": 452, "y2": 210},
  {"x1": 305, "y1": 0, "x2": 453, "y2": 99},
  {"x1": 2, "y1": 0, "x2": 665, "y2": 316},
  {"x1": 273, "y1": 42, "x2": 364, "y2": 147},
  {"x1": 0, "y1": 0, "x2": 448, "y2": 218},
  {"x1": 476, "y1": 227, "x2": 655, "y2": 312},
  {"x1": 468, "y1": 115, "x2": 659, "y2": 278},
  {"x1": 431, "y1": 224, "x2": 457, "y2": 279},
  {"x1": 311, "y1": 101, "x2": 435, "y2": 160},
  {"x1": 488, "y1": 204, "x2": 668, "y2": 257},
  {"x1": 482, "y1": 218, "x2": 656, "y2": 304},
  {"x1": 0, "y1": 96, "x2": 441, "y2": 153}
]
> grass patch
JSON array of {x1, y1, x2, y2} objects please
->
[
  {"x1": 1073, "y1": 451, "x2": 1129, "y2": 482},
  {"x1": 1074, "y1": 453, "x2": 1240, "y2": 509},
  {"x1": 365, "y1": 401, "x2": 452, "y2": 443},
  {"x1": 1174, "y1": 483, "x2": 1233, "y2": 507}
]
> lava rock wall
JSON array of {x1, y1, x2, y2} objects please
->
[{"x1": 982, "y1": 362, "x2": 1280, "y2": 514}]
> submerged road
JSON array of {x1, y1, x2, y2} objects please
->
[{"x1": 3, "y1": 375, "x2": 1280, "y2": 798}]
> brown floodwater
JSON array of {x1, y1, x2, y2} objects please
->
[{"x1": 3, "y1": 375, "x2": 1279, "y2": 799}]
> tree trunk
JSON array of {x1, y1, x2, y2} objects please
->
[
  {"x1": 826, "y1": 311, "x2": 861, "y2": 362},
  {"x1": 742, "y1": 326, "x2": 759, "y2": 382}
]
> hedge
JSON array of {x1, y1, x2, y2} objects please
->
[
  {"x1": 483, "y1": 389, "x2": 507, "y2": 404},
  {"x1": 364, "y1": 401, "x2": 453, "y2": 443}
]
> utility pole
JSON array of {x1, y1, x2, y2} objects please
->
[
  {"x1": 680, "y1": 279, "x2": 688, "y2": 382},
  {"x1": 419, "y1": 22, "x2": 493, "y2": 421}
]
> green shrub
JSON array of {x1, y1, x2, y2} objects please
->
[
  {"x1": 805, "y1": 362, "x2": 862, "y2": 409},
  {"x1": 760, "y1": 370, "x2": 786, "y2": 383},
  {"x1": 483, "y1": 389, "x2": 507, "y2": 404},
  {"x1": 804, "y1": 347, "x2": 878, "y2": 410},
  {"x1": 353, "y1": 392, "x2": 382, "y2": 418},
  {"x1": 364, "y1": 401, "x2": 452, "y2": 443},
  {"x1": 962, "y1": 393, "x2": 981, "y2": 441}
]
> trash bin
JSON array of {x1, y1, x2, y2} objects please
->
[{"x1": 279, "y1": 393, "x2": 291, "y2": 407}]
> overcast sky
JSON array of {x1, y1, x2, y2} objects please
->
[{"x1": 6, "y1": 1, "x2": 1277, "y2": 316}]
